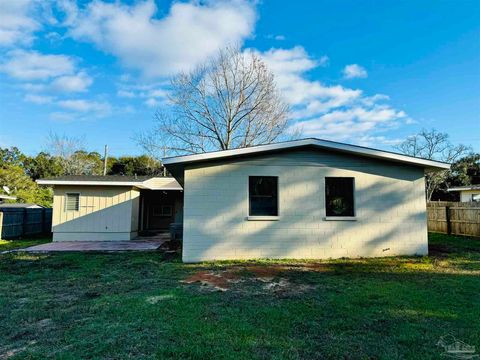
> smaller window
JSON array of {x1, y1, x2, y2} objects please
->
[
  {"x1": 325, "y1": 177, "x2": 355, "y2": 217},
  {"x1": 65, "y1": 193, "x2": 80, "y2": 211},
  {"x1": 153, "y1": 205, "x2": 173, "y2": 217},
  {"x1": 472, "y1": 194, "x2": 480, "y2": 202},
  {"x1": 249, "y1": 176, "x2": 278, "y2": 216}
]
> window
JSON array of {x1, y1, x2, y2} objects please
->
[
  {"x1": 65, "y1": 193, "x2": 80, "y2": 211},
  {"x1": 249, "y1": 176, "x2": 278, "y2": 216},
  {"x1": 153, "y1": 205, "x2": 173, "y2": 217},
  {"x1": 472, "y1": 194, "x2": 480, "y2": 202},
  {"x1": 325, "y1": 178, "x2": 355, "y2": 217}
]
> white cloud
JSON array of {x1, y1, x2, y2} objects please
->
[
  {"x1": 51, "y1": 71, "x2": 93, "y2": 92},
  {"x1": 144, "y1": 98, "x2": 159, "y2": 108},
  {"x1": 117, "y1": 90, "x2": 136, "y2": 98},
  {"x1": 252, "y1": 47, "x2": 407, "y2": 145},
  {"x1": 343, "y1": 64, "x2": 368, "y2": 79},
  {"x1": 0, "y1": 50, "x2": 75, "y2": 80},
  {"x1": 57, "y1": 99, "x2": 111, "y2": 116},
  {"x1": 255, "y1": 47, "x2": 360, "y2": 113},
  {"x1": 0, "y1": 0, "x2": 40, "y2": 46},
  {"x1": 1, "y1": 50, "x2": 94, "y2": 93},
  {"x1": 64, "y1": 0, "x2": 256, "y2": 78},
  {"x1": 49, "y1": 112, "x2": 76, "y2": 122},
  {"x1": 24, "y1": 94, "x2": 54, "y2": 104}
]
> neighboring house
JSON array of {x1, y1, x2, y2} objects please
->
[
  {"x1": 38, "y1": 138, "x2": 449, "y2": 262},
  {"x1": 447, "y1": 185, "x2": 480, "y2": 202},
  {"x1": 0, "y1": 194, "x2": 17, "y2": 204},
  {"x1": 0, "y1": 203, "x2": 44, "y2": 209}
]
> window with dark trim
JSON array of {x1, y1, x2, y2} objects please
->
[
  {"x1": 249, "y1": 176, "x2": 278, "y2": 216},
  {"x1": 153, "y1": 205, "x2": 173, "y2": 217},
  {"x1": 65, "y1": 193, "x2": 80, "y2": 211},
  {"x1": 325, "y1": 177, "x2": 354, "y2": 217}
]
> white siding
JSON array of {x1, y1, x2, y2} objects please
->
[
  {"x1": 52, "y1": 185, "x2": 140, "y2": 241},
  {"x1": 460, "y1": 190, "x2": 480, "y2": 202},
  {"x1": 182, "y1": 149, "x2": 428, "y2": 262}
]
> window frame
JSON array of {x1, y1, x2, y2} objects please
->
[
  {"x1": 324, "y1": 177, "x2": 356, "y2": 220},
  {"x1": 152, "y1": 205, "x2": 173, "y2": 217},
  {"x1": 248, "y1": 176, "x2": 279, "y2": 220},
  {"x1": 65, "y1": 192, "x2": 80, "y2": 212}
]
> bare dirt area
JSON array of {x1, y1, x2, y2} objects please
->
[{"x1": 181, "y1": 263, "x2": 329, "y2": 294}]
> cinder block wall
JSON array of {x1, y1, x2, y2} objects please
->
[{"x1": 182, "y1": 148, "x2": 427, "y2": 262}]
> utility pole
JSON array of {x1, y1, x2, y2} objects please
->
[
  {"x1": 163, "y1": 145, "x2": 167, "y2": 177},
  {"x1": 103, "y1": 144, "x2": 108, "y2": 176}
]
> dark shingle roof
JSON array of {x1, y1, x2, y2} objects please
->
[{"x1": 0, "y1": 203, "x2": 43, "y2": 208}]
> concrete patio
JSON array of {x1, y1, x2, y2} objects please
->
[{"x1": 16, "y1": 239, "x2": 167, "y2": 253}]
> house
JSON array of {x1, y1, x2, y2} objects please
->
[
  {"x1": 447, "y1": 185, "x2": 480, "y2": 202},
  {"x1": 38, "y1": 138, "x2": 449, "y2": 262}
]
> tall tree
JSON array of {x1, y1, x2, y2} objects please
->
[
  {"x1": 47, "y1": 133, "x2": 103, "y2": 175},
  {"x1": 109, "y1": 155, "x2": 162, "y2": 176},
  {"x1": 0, "y1": 165, "x2": 52, "y2": 206},
  {"x1": 448, "y1": 153, "x2": 480, "y2": 187},
  {"x1": 395, "y1": 129, "x2": 471, "y2": 200},
  {"x1": 138, "y1": 46, "x2": 290, "y2": 156}
]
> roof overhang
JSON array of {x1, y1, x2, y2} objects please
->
[
  {"x1": 37, "y1": 177, "x2": 182, "y2": 190},
  {"x1": 0, "y1": 194, "x2": 17, "y2": 200},
  {"x1": 448, "y1": 186, "x2": 480, "y2": 192},
  {"x1": 163, "y1": 138, "x2": 451, "y2": 183}
]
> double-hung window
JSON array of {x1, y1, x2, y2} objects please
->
[
  {"x1": 249, "y1": 176, "x2": 278, "y2": 217},
  {"x1": 325, "y1": 177, "x2": 355, "y2": 217}
]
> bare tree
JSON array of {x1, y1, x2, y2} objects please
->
[
  {"x1": 47, "y1": 132, "x2": 102, "y2": 175},
  {"x1": 395, "y1": 129, "x2": 471, "y2": 200},
  {"x1": 138, "y1": 46, "x2": 290, "y2": 155}
]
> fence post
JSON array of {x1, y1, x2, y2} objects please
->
[
  {"x1": 445, "y1": 206, "x2": 451, "y2": 235},
  {"x1": 0, "y1": 211, "x2": 3, "y2": 239},
  {"x1": 22, "y1": 209, "x2": 27, "y2": 238},
  {"x1": 41, "y1": 209, "x2": 45, "y2": 234}
]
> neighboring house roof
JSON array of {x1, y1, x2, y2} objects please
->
[
  {"x1": 163, "y1": 138, "x2": 451, "y2": 182},
  {"x1": 0, "y1": 194, "x2": 17, "y2": 200},
  {"x1": 36, "y1": 175, "x2": 182, "y2": 190},
  {"x1": 0, "y1": 203, "x2": 43, "y2": 208},
  {"x1": 448, "y1": 185, "x2": 480, "y2": 192}
]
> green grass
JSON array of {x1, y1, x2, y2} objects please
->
[
  {"x1": 0, "y1": 233, "x2": 479, "y2": 359},
  {"x1": 0, "y1": 237, "x2": 51, "y2": 252}
]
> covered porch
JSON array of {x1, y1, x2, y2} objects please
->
[{"x1": 137, "y1": 189, "x2": 184, "y2": 237}]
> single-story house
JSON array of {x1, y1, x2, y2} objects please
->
[
  {"x1": 38, "y1": 138, "x2": 449, "y2": 262},
  {"x1": 447, "y1": 185, "x2": 480, "y2": 202}
]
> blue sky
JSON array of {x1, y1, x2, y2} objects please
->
[{"x1": 0, "y1": 0, "x2": 479, "y2": 156}]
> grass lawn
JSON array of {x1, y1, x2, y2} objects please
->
[
  {"x1": 0, "y1": 237, "x2": 51, "y2": 252},
  {"x1": 0, "y1": 233, "x2": 479, "y2": 359}
]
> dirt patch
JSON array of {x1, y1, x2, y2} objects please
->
[
  {"x1": 182, "y1": 271, "x2": 242, "y2": 291},
  {"x1": 244, "y1": 266, "x2": 288, "y2": 281},
  {"x1": 183, "y1": 264, "x2": 324, "y2": 294}
]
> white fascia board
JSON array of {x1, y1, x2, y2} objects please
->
[
  {"x1": 448, "y1": 186, "x2": 479, "y2": 192},
  {"x1": 36, "y1": 180, "x2": 148, "y2": 188},
  {"x1": 162, "y1": 138, "x2": 450, "y2": 170}
]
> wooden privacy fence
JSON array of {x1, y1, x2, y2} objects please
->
[
  {"x1": 427, "y1": 201, "x2": 480, "y2": 237},
  {"x1": 0, "y1": 208, "x2": 52, "y2": 239}
]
